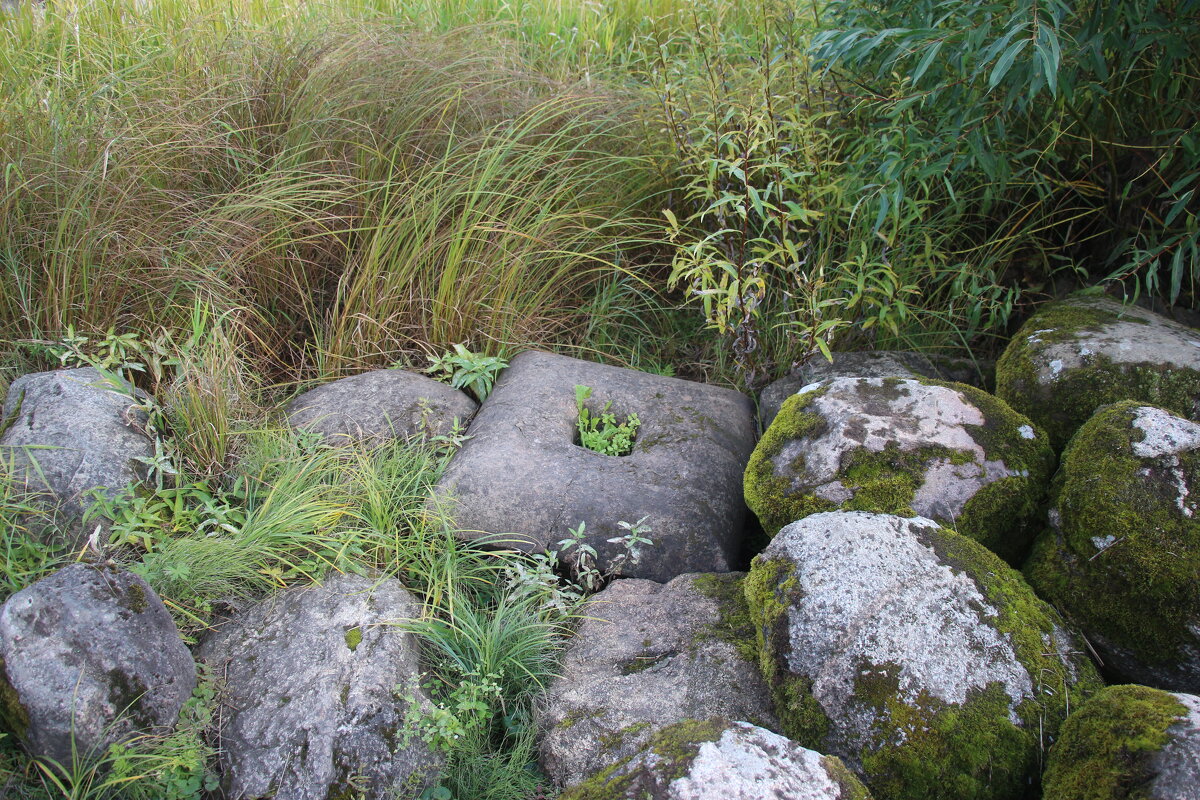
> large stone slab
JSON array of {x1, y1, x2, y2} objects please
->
[
  {"x1": 0, "y1": 564, "x2": 195, "y2": 765},
  {"x1": 748, "y1": 511, "x2": 1100, "y2": 800},
  {"x1": 1, "y1": 367, "x2": 154, "y2": 544},
  {"x1": 1025, "y1": 401, "x2": 1200, "y2": 690},
  {"x1": 196, "y1": 573, "x2": 441, "y2": 800},
  {"x1": 286, "y1": 369, "x2": 477, "y2": 447},
  {"x1": 1043, "y1": 685, "x2": 1200, "y2": 800},
  {"x1": 560, "y1": 719, "x2": 872, "y2": 800},
  {"x1": 433, "y1": 351, "x2": 757, "y2": 581},
  {"x1": 996, "y1": 294, "x2": 1200, "y2": 449},
  {"x1": 538, "y1": 573, "x2": 777, "y2": 788}
]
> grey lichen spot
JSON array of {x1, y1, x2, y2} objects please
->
[{"x1": 1018, "y1": 425, "x2": 1035, "y2": 440}]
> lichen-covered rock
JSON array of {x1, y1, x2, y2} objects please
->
[
  {"x1": 747, "y1": 511, "x2": 1101, "y2": 800},
  {"x1": 996, "y1": 295, "x2": 1200, "y2": 450},
  {"x1": 196, "y1": 573, "x2": 440, "y2": 800},
  {"x1": 0, "y1": 367, "x2": 155, "y2": 544},
  {"x1": 286, "y1": 369, "x2": 477, "y2": 447},
  {"x1": 561, "y1": 719, "x2": 872, "y2": 800},
  {"x1": 758, "y1": 352, "x2": 990, "y2": 430},
  {"x1": 538, "y1": 573, "x2": 777, "y2": 788},
  {"x1": 745, "y1": 377, "x2": 1054, "y2": 564},
  {"x1": 433, "y1": 350, "x2": 757, "y2": 582},
  {"x1": 1024, "y1": 401, "x2": 1200, "y2": 690},
  {"x1": 0, "y1": 564, "x2": 195, "y2": 765},
  {"x1": 1043, "y1": 685, "x2": 1200, "y2": 800}
]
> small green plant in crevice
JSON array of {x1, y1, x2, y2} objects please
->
[
  {"x1": 557, "y1": 516, "x2": 654, "y2": 593},
  {"x1": 574, "y1": 385, "x2": 640, "y2": 456},
  {"x1": 421, "y1": 344, "x2": 509, "y2": 403}
]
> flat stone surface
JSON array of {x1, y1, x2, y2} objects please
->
[
  {"x1": 286, "y1": 369, "x2": 477, "y2": 446},
  {"x1": 0, "y1": 564, "x2": 195, "y2": 765},
  {"x1": 538, "y1": 573, "x2": 777, "y2": 788},
  {"x1": 196, "y1": 573, "x2": 440, "y2": 800},
  {"x1": 758, "y1": 351, "x2": 988, "y2": 429},
  {"x1": 1, "y1": 367, "x2": 154, "y2": 543},
  {"x1": 561, "y1": 719, "x2": 870, "y2": 800},
  {"x1": 434, "y1": 351, "x2": 757, "y2": 581}
]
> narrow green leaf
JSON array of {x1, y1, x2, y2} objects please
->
[{"x1": 989, "y1": 39, "x2": 1028, "y2": 90}]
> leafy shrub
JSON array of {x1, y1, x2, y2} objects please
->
[{"x1": 574, "y1": 384, "x2": 640, "y2": 456}]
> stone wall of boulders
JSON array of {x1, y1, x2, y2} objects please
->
[{"x1": 2, "y1": 292, "x2": 1200, "y2": 798}]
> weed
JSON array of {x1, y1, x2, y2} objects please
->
[
  {"x1": 574, "y1": 385, "x2": 640, "y2": 456},
  {"x1": 422, "y1": 344, "x2": 509, "y2": 403}
]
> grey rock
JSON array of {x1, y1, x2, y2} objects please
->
[
  {"x1": 286, "y1": 369, "x2": 477, "y2": 447},
  {"x1": 560, "y1": 719, "x2": 871, "y2": 800},
  {"x1": 538, "y1": 573, "x2": 777, "y2": 788},
  {"x1": 996, "y1": 294, "x2": 1200, "y2": 448},
  {"x1": 1024, "y1": 402, "x2": 1200, "y2": 691},
  {"x1": 745, "y1": 377, "x2": 1054, "y2": 563},
  {"x1": 196, "y1": 573, "x2": 440, "y2": 800},
  {"x1": 759, "y1": 351, "x2": 989, "y2": 430},
  {"x1": 749, "y1": 511, "x2": 1100, "y2": 800},
  {"x1": 433, "y1": 351, "x2": 757, "y2": 581},
  {"x1": 0, "y1": 564, "x2": 195, "y2": 765},
  {"x1": 1, "y1": 367, "x2": 154, "y2": 544},
  {"x1": 1150, "y1": 691, "x2": 1200, "y2": 799}
]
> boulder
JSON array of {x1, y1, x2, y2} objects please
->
[
  {"x1": 195, "y1": 573, "x2": 440, "y2": 800},
  {"x1": 1043, "y1": 685, "x2": 1200, "y2": 800},
  {"x1": 561, "y1": 719, "x2": 872, "y2": 800},
  {"x1": 0, "y1": 564, "x2": 195, "y2": 765},
  {"x1": 1024, "y1": 401, "x2": 1200, "y2": 690},
  {"x1": 538, "y1": 573, "x2": 777, "y2": 788},
  {"x1": 433, "y1": 351, "x2": 757, "y2": 582},
  {"x1": 759, "y1": 352, "x2": 990, "y2": 430},
  {"x1": 286, "y1": 369, "x2": 477, "y2": 447},
  {"x1": 745, "y1": 377, "x2": 1054, "y2": 564},
  {"x1": 996, "y1": 294, "x2": 1200, "y2": 449},
  {"x1": 0, "y1": 367, "x2": 155, "y2": 544},
  {"x1": 747, "y1": 511, "x2": 1101, "y2": 800}
]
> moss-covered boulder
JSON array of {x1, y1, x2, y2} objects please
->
[
  {"x1": 537, "y1": 573, "x2": 777, "y2": 789},
  {"x1": 746, "y1": 511, "x2": 1101, "y2": 800},
  {"x1": 1043, "y1": 685, "x2": 1200, "y2": 800},
  {"x1": 1024, "y1": 402, "x2": 1200, "y2": 690},
  {"x1": 561, "y1": 718, "x2": 872, "y2": 800},
  {"x1": 744, "y1": 377, "x2": 1054, "y2": 564},
  {"x1": 996, "y1": 295, "x2": 1200, "y2": 450}
]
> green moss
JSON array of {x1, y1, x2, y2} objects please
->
[
  {"x1": 744, "y1": 386, "x2": 833, "y2": 536},
  {"x1": 1042, "y1": 685, "x2": 1188, "y2": 800},
  {"x1": 597, "y1": 721, "x2": 651, "y2": 754},
  {"x1": 689, "y1": 573, "x2": 757, "y2": 663},
  {"x1": 996, "y1": 296, "x2": 1198, "y2": 450},
  {"x1": 557, "y1": 706, "x2": 608, "y2": 731},
  {"x1": 744, "y1": 556, "x2": 830, "y2": 747},
  {"x1": 561, "y1": 718, "x2": 730, "y2": 800},
  {"x1": 0, "y1": 657, "x2": 29, "y2": 740},
  {"x1": 1024, "y1": 400, "x2": 1200, "y2": 671},
  {"x1": 821, "y1": 755, "x2": 874, "y2": 800},
  {"x1": 618, "y1": 652, "x2": 669, "y2": 675},
  {"x1": 122, "y1": 581, "x2": 149, "y2": 614},
  {"x1": 343, "y1": 626, "x2": 363, "y2": 652}
]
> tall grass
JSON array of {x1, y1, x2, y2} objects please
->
[{"x1": 0, "y1": 0, "x2": 671, "y2": 385}]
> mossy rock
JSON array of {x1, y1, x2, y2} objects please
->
[
  {"x1": 1024, "y1": 401, "x2": 1200, "y2": 689},
  {"x1": 561, "y1": 718, "x2": 872, "y2": 800},
  {"x1": 995, "y1": 295, "x2": 1200, "y2": 451},
  {"x1": 744, "y1": 377, "x2": 1054, "y2": 565},
  {"x1": 746, "y1": 511, "x2": 1102, "y2": 800},
  {"x1": 1043, "y1": 685, "x2": 1200, "y2": 800}
]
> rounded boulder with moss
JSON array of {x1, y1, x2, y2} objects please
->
[
  {"x1": 746, "y1": 511, "x2": 1101, "y2": 800},
  {"x1": 1025, "y1": 401, "x2": 1200, "y2": 690},
  {"x1": 996, "y1": 294, "x2": 1200, "y2": 450},
  {"x1": 560, "y1": 718, "x2": 872, "y2": 800},
  {"x1": 1043, "y1": 685, "x2": 1200, "y2": 800},
  {"x1": 744, "y1": 377, "x2": 1053, "y2": 564}
]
